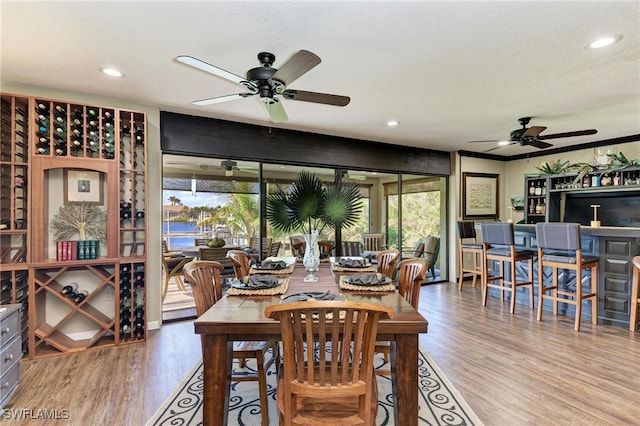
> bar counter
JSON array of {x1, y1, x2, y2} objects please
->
[{"x1": 509, "y1": 224, "x2": 640, "y2": 328}]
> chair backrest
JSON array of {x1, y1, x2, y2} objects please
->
[
  {"x1": 194, "y1": 238, "x2": 210, "y2": 246},
  {"x1": 198, "y1": 247, "x2": 234, "y2": 274},
  {"x1": 250, "y1": 237, "x2": 272, "y2": 258},
  {"x1": 226, "y1": 249, "x2": 252, "y2": 278},
  {"x1": 264, "y1": 301, "x2": 394, "y2": 424},
  {"x1": 361, "y1": 233, "x2": 385, "y2": 251},
  {"x1": 397, "y1": 258, "x2": 427, "y2": 309},
  {"x1": 411, "y1": 240, "x2": 425, "y2": 258},
  {"x1": 456, "y1": 221, "x2": 477, "y2": 241},
  {"x1": 423, "y1": 235, "x2": 440, "y2": 268},
  {"x1": 182, "y1": 259, "x2": 197, "y2": 284},
  {"x1": 377, "y1": 249, "x2": 400, "y2": 277},
  {"x1": 290, "y1": 235, "x2": 306, "y2": 257},
  {"x1": 535, "y1": 222, "x2": 581, "y2": 251},
  {"x1": 183, "y1": 260, "x2": 224, "y2": 316},
  {"x1": 341, "y1": 241, "x2": 363, "y2": 257},
  {"x1": 480, "y1": 222, "x2": 515, "y2": 246},
  {"x1": 269, "y1": 241, "x2": 282, "y2": 257},
  {"x1": 162, "y1": 239, "x2": 169, "y2": 253},
  {"x1": 318, "y1": 241, "x2": 335, "y2": 257}
]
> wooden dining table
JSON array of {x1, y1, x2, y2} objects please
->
[{"x1": 194, "y1": 259, "x2": 428, "y2": 425}]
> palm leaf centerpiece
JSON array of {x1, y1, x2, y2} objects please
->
[
  {"x1": 265, "y1": 170, "x2": 362, "y2": 235},
  {"x1": 266, "y1": 171, "x2": 362, "y2": 278}
]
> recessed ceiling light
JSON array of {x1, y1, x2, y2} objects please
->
[
  {"x1": 100, "y1": 67, "x2": 125, "y2": 77},
  {"x1": 387, "y1": 120, "x2": 399, "y2": 127},
  {"x1": 586, "y1": 35, "x2": 622, "y2": 49}
]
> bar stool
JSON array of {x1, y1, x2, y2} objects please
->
[
  {"x1": 480, "y1": 222, "x2": 534, "y2": 313},
  {"x1": 457, "y1": 221, "x2": 483, "y2": 290},
  {"x1": 629, "y1": 256, "x2": 640, "y2": 331},
  {"x1": 535, "y1": 223, "x2": 598, "y2": 332}
]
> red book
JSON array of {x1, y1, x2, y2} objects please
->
[
  {"x1": 70, "y1": 241, "x2": 77, "y2": 260},
  {"x1": 66, "y1": 240, "x2": 72, "y2": 261},
  {"x1": 56, "y1": 241, "x2": 63, "y2": 261}
]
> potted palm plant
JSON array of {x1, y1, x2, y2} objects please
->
[{"x1": 266, "y1": 170, "x2": 362, "y2": 280}]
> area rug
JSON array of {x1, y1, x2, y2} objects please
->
[{"x1": 146, "y1": 346, "x2": 482, "y2": 425}]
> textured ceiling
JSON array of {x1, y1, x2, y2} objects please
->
[{"x1": 2, "y1": 1, "x2": 639, "y2": 158}]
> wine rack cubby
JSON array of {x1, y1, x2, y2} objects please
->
[{"x1": 2, "y1": 92, "x2": 147, "y2": 359}]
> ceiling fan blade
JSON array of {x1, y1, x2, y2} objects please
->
[
  {"x1": 282, "y1": 89, "x2": 350, "y2": 106},
  {"x1": 192, "y1": 93, "x2": 254, "y2": 106},
  {"x1": 238, "y1": 168, "x2": 259, "y2": 174},
  {"x1": 176, "y1": 55, "x2": 249, "y2": 86},
  {"x1": 467, "y1": 139, "x2": 502, "y2": 143},
  {"x1": 538, "y1": 129, "x2": 597, "y2": 140},
  {"x1": 482, "y1": 142, "x2": 517, "y2": 153},
  {"x1": 262, "y1": 98, "x2": 288, "y2": 123},
  {"x1": 528, "y1": 139, "x2": 554, "y2": 149},
  {"x1": 270, "y1": 50, "x2": 321, "y2": 86},
  {"x1": 522, "y1": 126, "x2": 547, "y2": 138}
]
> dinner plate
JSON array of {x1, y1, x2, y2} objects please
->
[{"x1": 229, "y1": 276, "x2": 282, "y2": 290}]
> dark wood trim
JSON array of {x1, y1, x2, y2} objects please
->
[{"x1": 160, "y1": 112, "x2": 451, "y2": 176}]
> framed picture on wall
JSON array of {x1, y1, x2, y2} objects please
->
[
  {"x1": 64, "y1": 169, "x2": 104, "y2": 205},
  {"x1": 462, "y1": 172, "x2": 499, "y2": 219}
]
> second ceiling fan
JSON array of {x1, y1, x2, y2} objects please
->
[
  {"x1": 468, "y1": 117, "x2": 597, "y2": 153},
  {"x1": 176, "y1": 50, "x2": 350, "y2": 123}
]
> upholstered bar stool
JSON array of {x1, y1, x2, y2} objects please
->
[
  {"x1": 457, "y1": 221, "x2": 484, "y2": 290},
  {"x1": 535, "y1": 223, "x2": 599, "y2": 332},
  {"x1": 480, "y1": 222, "x2": 534, "y2": 313},
  {"x1": 629, "y1": 256, "x2": 640, "y2": 331}
]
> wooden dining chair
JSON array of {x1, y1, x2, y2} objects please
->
[
  {"x1": 184, "y1": 260, "x2": 279, "y2": 426},
  {"x1": 375, "y1": 257, "x2": 426, "y2": 375},
  {"x1": 264, "y1": 301, "x2": 394, "y2": 426},
  {"x1": 376, "y1": 248, "x2": 400, "y2": 279},
  {"x1": 226, "y1": 249, "x2": 253, "y2": 278},
  {"x1": 194, "y1": 238, "x2": 210, "y2": 246},
  {"x1": 161, "y1": 243, "x2": 194, "y2": 301}
]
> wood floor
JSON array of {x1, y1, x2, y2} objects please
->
[{"x1": 10, "y1": 281, "x2": 640, "y2": 425}]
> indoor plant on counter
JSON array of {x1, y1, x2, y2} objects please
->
[{"x1": 266, "y1": 170, "x2": 362, "y2": 281}]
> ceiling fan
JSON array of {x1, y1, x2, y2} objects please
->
[
  {"x1": 468, "y1": 117, "x2": 597, "y2": 153},
  {"x1": 218, "y1": 160, "x2": 258, "y2": 177},
  {"x1": 176, "y1": 50, "x2": 350, "y2": 123},
  {"x1": 341, "y1": 170, "x2": 367, "y2": 181}
]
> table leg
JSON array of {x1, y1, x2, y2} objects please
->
[
  {"x1": 200, "y1": 334, "x2": 233, "y2": 425},
  {"x1": 390, "y1": 334, "x2": 418, "y2": 426}
]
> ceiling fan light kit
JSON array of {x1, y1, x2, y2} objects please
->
[{"x1": 177, "y1": 50, "x2": 350, "y2": 123}]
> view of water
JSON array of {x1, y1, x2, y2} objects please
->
[{"x1": 163, "y1": 221, "x2": 208, "y2": 250}]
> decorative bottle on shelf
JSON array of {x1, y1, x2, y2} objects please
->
[
  {"x1": 582, "y1": 174, "x2": 590, "y2": 188},
  {"x1": 613, "y1": 172, "x2": 620, "y2": 186},
  {"x1": 541, "y1": 181, "x2": 547, "y2": 196},
  {"x1": 535, "y1": 199, "x2": 542, "y2": 214},
  {"x1": 529, "y1": 181, "x2": 536, "y2": 196},
  {"x1": 534, "y1": 181, "x2": 542, "y2": 196},
  {"x1": 529, "y1": 199, "x2": 535, "y2": 214}
]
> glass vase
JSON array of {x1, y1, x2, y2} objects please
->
[{"x1": 302, "y1": 230, "x2": 321, "y2": 282}]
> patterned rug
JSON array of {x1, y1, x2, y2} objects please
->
[{"x1": 146, "y1": 346, "x2": 483, "y2": 425}]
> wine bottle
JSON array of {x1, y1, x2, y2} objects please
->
[
  {"x1": 73, "y1": 290, "x2": 88, "y2": 304},
  {"x1": 36, "y1": 101, "x2": 50, "y2": 113},
  {"x1": 87, "y1": 108, "x2": 98, "y2": 118},
  {"x1": 72, "y1": 108, "x2": 83, "y2": 124},
  {"x1": 134, "y1": 127, "x2": 144, "y2": 144},
  {"x1": 61, "y1": 282, "x2": 78, "y2": 296}
]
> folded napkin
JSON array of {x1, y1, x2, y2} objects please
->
[
  {"x1": 281, "y1": 291, "x2": 339, "y2": 303},
  {"x1": 259, "y1": 260, "x2": 287, "y2": 270},
  {"x1": 245, "y1": 275, "x2": 280, "y2": 288},
  {"x1": 337, "y1": 259, "x2": 366, "y2": 268},
  {"x1": 348, "y1": 273, "x2": 385, "y2": 285}
]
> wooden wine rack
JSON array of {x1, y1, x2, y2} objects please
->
[{"x1": 1, "y1": 92, "x2": 147, "y2": 359}]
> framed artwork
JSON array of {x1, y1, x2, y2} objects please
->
[
  {"x1": 64, "y1": 169, "x2": 104, "y2": 205},
  {"x1": 462, "y1": 172, "x2": 499, "y2": 219}
]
